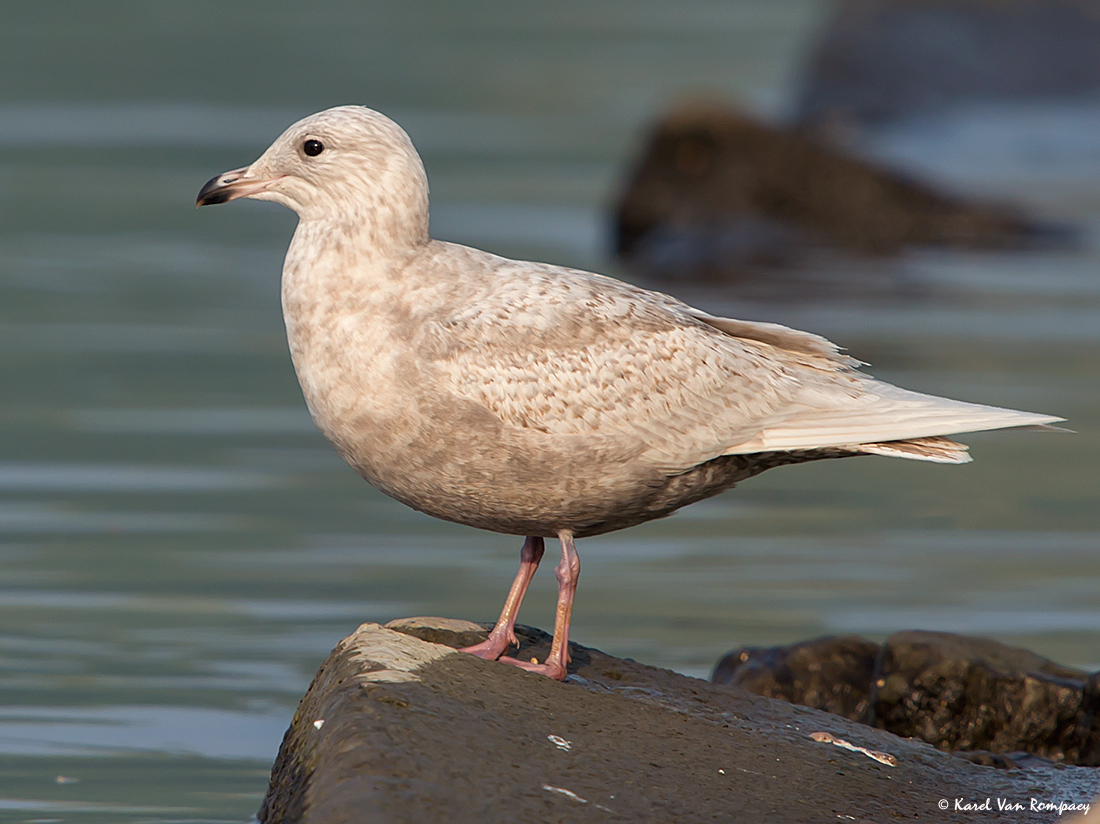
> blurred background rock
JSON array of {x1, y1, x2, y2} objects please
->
[
  {"x1": 797, "y1": 0, "x2": 1100, "y2": 131},
  {"x1": 611, "y1": 101, "x2": 1066, "y2": 286}
]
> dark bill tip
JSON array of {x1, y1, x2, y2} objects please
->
[{"x1": 196, "y1": 174, "x2": 234, "y2": 207}]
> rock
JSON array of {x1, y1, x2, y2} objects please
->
[
  {"x1": 874, "y1": 631, "x2": 1100, "y2": 765},
  {"x1": 952, "y1": 749, "x2": 1030, "y2": 770},
  {"x1": 259, "y1": 619, "x2": 1100, "y2": 822},
  {"x1": 612, "y1": 103, "x2": 1042, "y2": 280},
  {"x1": 795, "y1": 0, "x2": 1100, "y2": 129},
  {"x1": 712, "y1": 635, "x2": 879, "y2": 722},
  {"x1": 713, "y1": 630, "x2": 1100, "y2": 766}
]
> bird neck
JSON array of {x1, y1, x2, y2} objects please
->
[{"x1": 317, "y1": 190, "x2": 429, "y2": 256}]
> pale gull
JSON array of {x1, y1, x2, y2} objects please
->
[{"x1": 197, "y1": 106, "x2": 1063, "y2": 681}]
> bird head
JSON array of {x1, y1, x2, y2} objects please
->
[{"x1": 197, "y1": 106, "x2": 429, "y2": 244}]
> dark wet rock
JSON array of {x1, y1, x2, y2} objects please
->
[
  {"x1": 714, "y1": 630, "x2": 1100, "y2": 767},
  {"x1": 712, "y1": 635, "x2": 879, "y2": 722},
  {"x1": 796, "y1": 0, "x2": 1100, "y2": 130},
  {"x1": 612, "y1": 103, "x2": 1044, "y2": 280},
  {"x1": 952, "y1": 749, "x2": 1029, "y2": 770},
  {"x1": 259, "y1": 618, "x2": 1100, "y2": 823},
  {"x1": 874, "y1": 631, "x2": 1100, "y2": 766}
]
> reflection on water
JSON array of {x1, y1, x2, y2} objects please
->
[
  {"x1": 0, "y1": 706, "x2": 288, "y2": 759},
  {"x1": 1, "y1": 1, "x2": 1099, "y2": 820},
  {"x1": 0, "y1": 463, "x2": 280, "y2": 492}
]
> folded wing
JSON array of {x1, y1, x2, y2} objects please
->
[{"x1": 429, "y1": 254, "x2": 1063, "y2": 472}]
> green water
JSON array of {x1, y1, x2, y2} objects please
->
[{"x1": 2, "y1": 2, "x2": 1098, "y2": 820}]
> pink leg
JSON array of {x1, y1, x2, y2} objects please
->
[
  {"x1": 460, "y1": 536, "x2": 544, "y2": 661},
  {"x1": 499, "y1": 530, "x2": 579, "y2": 681}
]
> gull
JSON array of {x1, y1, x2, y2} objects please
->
[{"x1": 197, "y1": 106, "x2": 1063, "y2": 681}]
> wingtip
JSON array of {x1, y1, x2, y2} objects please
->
[{"x1": 1018, "y1": 422, "x2": 1073, "y2": 433}]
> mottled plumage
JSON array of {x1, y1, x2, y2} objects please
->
[{"x1": 197, "y1": 106, "x2": 1062, "y2": 680}]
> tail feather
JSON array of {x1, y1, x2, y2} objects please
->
[
  {"x1": 855, "y1": 436, "x2": 971, "y2": 464},
  {"x1": 722, "y1": 380, "x2": 1065, "y2": 458}
]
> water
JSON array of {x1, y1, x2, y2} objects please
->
[{"x1": 2, "y1": 2, "x2": 1098, "y2": 820}]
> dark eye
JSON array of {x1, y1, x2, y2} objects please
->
[{"x1": 303, "y1": 139, "x2": 324, "y2": 157}]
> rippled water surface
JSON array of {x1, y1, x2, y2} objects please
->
[{"x1": 2, "y1": 2, "x2": 1099, "y2": 820}]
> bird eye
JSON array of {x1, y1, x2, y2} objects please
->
[{"x1": 303, "y1": 139, "x2": 324, "y2": 157}]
